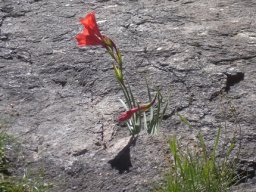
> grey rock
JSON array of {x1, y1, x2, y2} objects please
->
[{"x1": 0, "y1": 0, "x2": 255, "y2": 191}]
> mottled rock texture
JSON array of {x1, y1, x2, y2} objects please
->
[{"x1": 0, "y1": 0, "x2": 255, "y2": 191}]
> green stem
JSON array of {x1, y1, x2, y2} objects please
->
[
  {"x1": 107, "y1": 46, "x2": 132, "y2": 109},
  {"x1": 120, "y1": 81, "x2": 132, "y2": 109}
]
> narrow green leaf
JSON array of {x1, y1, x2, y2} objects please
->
[
  {"x1": 119, "y1": 99, "x2": 129, "y2": 111},
  {"x1": 143, "y1": 112, "x2": 148, "y2": 131},
  {"x1": 210, "y1": 127, "x2": 221, "y2": 160},
  {"x1": 177, "y1": 113, "x2": 192, "y2": 129},
  {"x1": 127, "y1": 82, "x2": 136, "y2": 107},
  {"x1": 198, "y1": 132, "x2": 207, "y2": 161},
  {"x1": 226, "y1": 142, "x2": 236, "y2": 159}
]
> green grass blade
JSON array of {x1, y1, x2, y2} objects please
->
[
  {"x1": 176, "y1": 113, "x2": 192, "y2": 129},
  {"x1": 210, "y1": 127, "x2": 221, "y2": 160}
]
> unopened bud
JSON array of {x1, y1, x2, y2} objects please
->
[{"x1": 113, "y1": 64, "x2": 123, "y2": 83}]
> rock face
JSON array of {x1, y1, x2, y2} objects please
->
[{"x1": 0, "y1": 0, "x2": 255, "y2": 191}]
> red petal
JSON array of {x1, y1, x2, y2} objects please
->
[
  {"x1": 80, "y1": 12, "x2": 102, "y2": 38},
  {"x1": 76, "y1": 33, "x2": 102, "y2": 46},
  {"x1": 81, "y1": 28, "x2": 90, "y2": 36},
  {"x1": 118, "y1": 108, "x2": 139, "y2": 122},
  {"x1": 118, "y1": 111, "x2": 132, "y2": 122}
]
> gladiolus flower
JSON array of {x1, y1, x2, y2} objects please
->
[
  {"x1": 118, "y1": 96, "x2": 156, "y2": 122},
  {"x1": 118, "y1": 107, "x2": 140, "y2": 122},
  {"x1": 76, "y1": 12, "x2": 104, "y2": 46}
]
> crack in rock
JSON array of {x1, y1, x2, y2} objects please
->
[{"x1": 225, "y1": 72, "x2": 244, "y2": 92}]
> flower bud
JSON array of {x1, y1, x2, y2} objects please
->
[{"x1": 113, "y1": 64, "x2": 123, "y2": 83}]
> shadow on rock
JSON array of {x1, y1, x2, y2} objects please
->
[{"x1": 108, "y1": 136, "x2": 137, "y2": 174}]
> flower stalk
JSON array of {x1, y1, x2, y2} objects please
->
[{"x1": 76, "y1": 12, "x2": 168, "y2": 136}]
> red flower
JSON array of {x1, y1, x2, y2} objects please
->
[
  {"x1": 118, "y1": 108, "x2": 140, "y2": 122},
  {"x1": 118, "y1": 97, "x2": 156, "y2": 122},
  {"x1": 76, "y1": 12, "x2": 104, "y2": 46}
]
